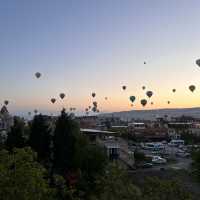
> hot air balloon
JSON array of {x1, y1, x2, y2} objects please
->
[
  {"x1": 144, "y1": 62, "x2": 146, "y2": 64},
  {"x1": 151, "y1": 102, "x2": 154, "y2": 105},
  {"x1": 92, "y1": 107, "x2": 97, "y2": 112},
  {"x1": 146, "y1": 91, "x2": 153, "y2": 98},
  {"x1": 167, "y1": 101, "x2": 170, "y2": 104},
  {"x1": 92, "y1": 93, "x2": 96, "y2": 98},
  {"x1": 88, "y1": 106, "x2": 91, "y2": 109},
  {"x1": 131, "y1": 104, "x2": 134, "y2": 107},
  {"x1": 34, "y1": 109, "x2": 38, "y2": 114},
  {"x1": 129, "y1": 96, "x2": 136, "y2": 103},
  {"x1": 35, "y1": 72, "x2": 41, "y2": 79},
  {"x1": 141, "y1": 99, "x2": 147, "y2": 107},
  {"x1": 93, "y1": 101, "x2": 97, "y2": 107},
  {"x1": 142, "y1": 86, "x2": 146, "y2": 90},
  {"x1": 189, "y1": 85, "x2": 196, "y2": 92},
  {"x1": 70, "y1": 108, "x2": 73, "y2": 112},
  {"x1": 122, "y1": 86, "x2": 126, "y2": 90},
  {"x1": 105, "y1": 97, "x2": 108, "y2": 100},
  {"x1": 59, "y1": 93, "x2": 66, "y2": 99},
  {"x1": 196, "y1": 59, "x2": 200, "y2": 67},
  {"x1": 51, "y1": 98, "x2": 56, "y2": 104},
  {"x1": 4, "y1": 100, "x2": 9, "y2": 106},
  {"x1": 85, "y1": 108, "x2": 89, "y2": 112},
  {"x1": 73, "y1": 108, "x2": 76, "y2": 111},
  {"x1": 172, "y1": 89, "x2": 176, "y2": 93}
]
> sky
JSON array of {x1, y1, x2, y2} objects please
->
[{"x1": 1, "y1": 0, "x2": 200, "y2": 116}]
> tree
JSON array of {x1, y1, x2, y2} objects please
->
[
  {"x1": 192, "y1": 149, "x2": 200, "y2": 181},
  {"x1": 142, "y1": 177, "x2": 193, "y2": 200},
  {"x1": 0, "y1": 147, "x2": 55, "y2": 200},
  {"x1": 6, "y1": 116, "x2": 26, "y2": 149},
  {"x1": 90, "y1": 164, "x2": 141, "y2": 200},
  {"x1": 29, "y1": 115, "x2": 51, "y2": 162},
  {"x1": 134, "y1": 150, "x2": 146, "y2": 163},
  {"x1": 53, "y1": 109, "x2": 81, "y2": 173}
]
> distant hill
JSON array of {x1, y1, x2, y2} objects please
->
[{"x1": 100, "y1": 107, "x2": 200, "y2": 121}]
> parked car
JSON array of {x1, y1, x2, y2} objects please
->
[
  {"x1": 152, "y1": 156, "x2": 167, "y2": 164},
  {"x1": 141, "y1": 163, "x2": 153, "y2": 168},
  {"x1": 136, "y1": 162, "x2": 153, "y2": 169}
]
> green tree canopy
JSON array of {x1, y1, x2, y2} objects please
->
[
  {"x1": 6, "y1": 116, "x2": 26, "y2": 150},
  {"x1": 0, "y1": 147, "x2": 55, "y2": 200},
  {"x1": 142, "y1": 177, "x2": 193, "y2": 200},
  {"x1": 29, "y1": 115, "x2": 51, "y2": 162}
]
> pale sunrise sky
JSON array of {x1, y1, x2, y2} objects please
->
[{"x1": 1, "y1": 0, "x2": 200, "y2": 116}]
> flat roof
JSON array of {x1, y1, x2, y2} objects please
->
[{"x1": 80, "y1": 128, "x2": 115, "y2": 134}]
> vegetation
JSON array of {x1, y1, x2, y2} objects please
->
[
  {"x1": 142, "y1": 177, "x2": 193, "y2": 200},
  {"x1": 0, "y1": 147, "x2": 55, "y2": 200},
  {"x1": 0, "y1": 110, "x2": 195, "y2": 200}
]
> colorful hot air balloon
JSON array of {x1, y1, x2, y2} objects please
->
[
  {"x1": 122, "y1": 86, "x2": 127, "y2": 90},
  {"x1": 51, "y1": 98, "x2": 56, "y2": 104},
  {"x1": 189, "y1": 85, "x2": 196, "y2": 92},
  {"x1": 92, "y1": 93, "x2": 96, "y2": 98},
  {"x1": 59, "y1": 93, "x2": 66, "y2": 99},
  {"x1": 129, "y1": 96, "x2": 136, "y2": 103},
  {"x1": 196, "y1": 59, "x2": 200, "y2": 67},
  {"x1": 141, "y1": 99, "x2": 147, "y2": 107},
  {"x1": 146, "y1": 91, "x2": 153, "y2": 98},
  {"x1": 172, "y1": 89, "x2": 176, "y2": 93},
  {"x1": 35, "y1": 72, "x2": 41, "y2": 79},
  {"x1": 142, "y1": 86, "x2": 146, "y2": 90},
  {"x1": 4, "y1": 100, "x2": 9, "y2": 106}
]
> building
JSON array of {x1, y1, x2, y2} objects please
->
[{"x1": 0, "y1": 106, "x2": 13, "y2": 143}]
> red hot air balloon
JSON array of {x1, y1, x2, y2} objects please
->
[{"x1": 93, "y1": 101, "x2": 97, "y2": 107}]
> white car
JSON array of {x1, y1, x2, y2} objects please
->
[{"x1": 152, "y1": 156, "x2": 167, "y2": 164}]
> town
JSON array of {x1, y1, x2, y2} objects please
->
[{"x1": 1, "y1": 104, "x2": 200, "y2": 199}]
